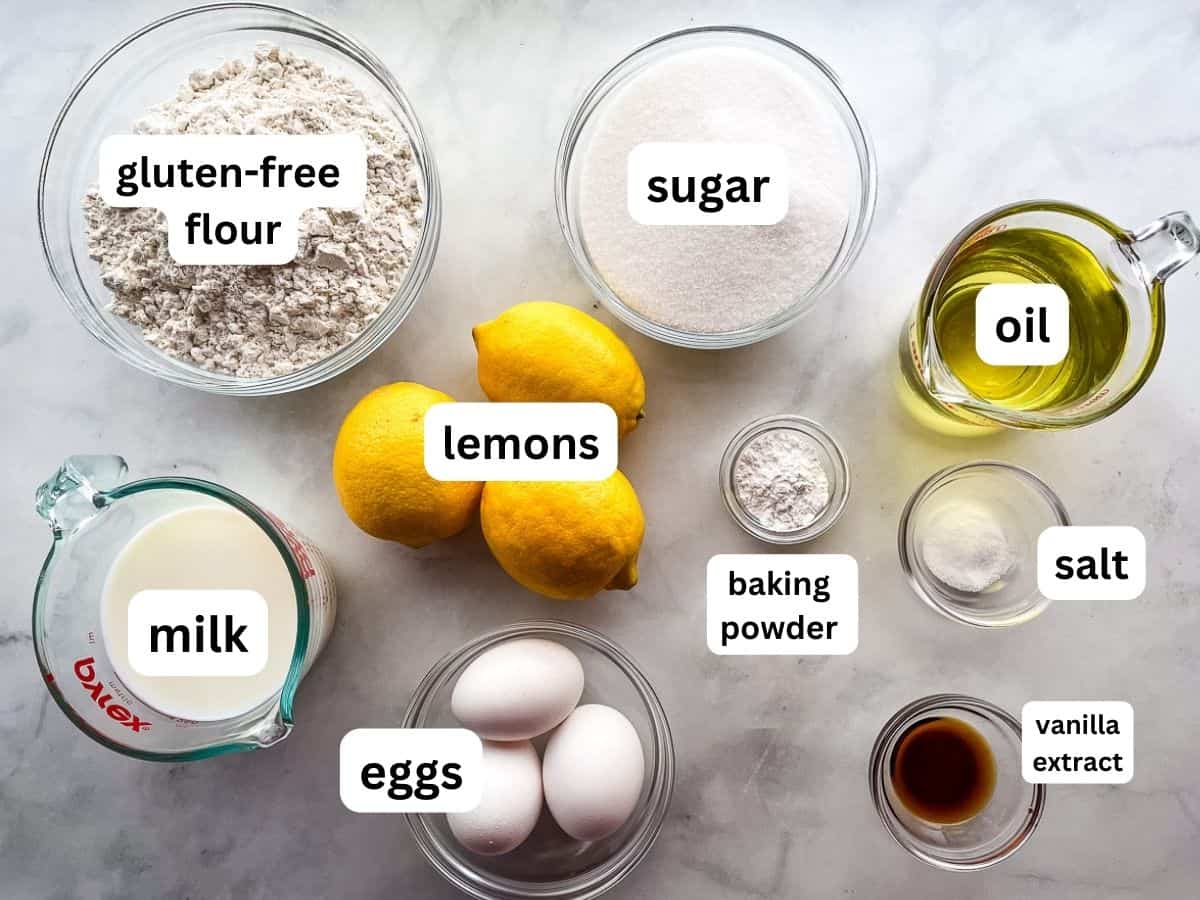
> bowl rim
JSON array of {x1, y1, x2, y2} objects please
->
[
  {"x1": 719, "y1": 413, "x2": 852, "y2": 544},
  {"x1": 867, "y1": 693, "x2": 1048, "y2": 871},
  {"x1": 401, "y1": 620, "x2": 675, "y2": 900},
  {"x1": 554, "y1": 24, "x2": 878, "y2": 350},
  {"x1": 37, "y1": 1, "x2": 442, "y2": 395},
  {"x1": 897, "y1": 460, "x2": 1071, "y2": 628}
]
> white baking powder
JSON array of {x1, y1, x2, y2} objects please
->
[
  {"x1": 921, "y1": 502, "x2": 1017, "y2": 593},
  {"x1": 83, "y1": 45, "x2": 424, "y2": 378},
  {"x1": 578, "y1": 46, "x2": 850, "y2": 334},
  {"x1": 733, "y1": 429, "x2": 831, "y2": 532}
]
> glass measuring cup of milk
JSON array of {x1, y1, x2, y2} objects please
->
[
  {"x1": 897, "y1": 201, "x2": 1198, "y2": 434},
  {"x1": 32, "y1": 455, "x2": 336, "y2": 761}
]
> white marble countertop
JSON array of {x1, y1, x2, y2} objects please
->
[{"x1": 3, "y1": 1, "x2": 1199, "y2": 897}]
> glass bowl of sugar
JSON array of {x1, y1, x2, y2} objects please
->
[
  {"x1": 898, "y1": 461, "x2": 1071, "y2": 627},
  {"x1": 39, "y1": 3, "x2": 441, "y2": 395},
  {"x1": 719, "y1": 414, "x2": 851, "y2": 544},
  {"x1": 556, "y1": 26, "x2": 876, "y2": 349}
]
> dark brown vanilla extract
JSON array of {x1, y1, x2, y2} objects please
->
[{"x1": 890, "y1": 716, "x2": 997, "y2": 824}]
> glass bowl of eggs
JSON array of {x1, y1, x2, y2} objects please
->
[{"x1": 402, "y1": 620, "x2": 675, "y2": 900}]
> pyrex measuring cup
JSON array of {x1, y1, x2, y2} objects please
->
[
  {"x1": 32, "y1": 455, "x2": 336, "y2": 761},
  {"x1": 897, "y1": 201, "x2": 1199, "y2": 433}
]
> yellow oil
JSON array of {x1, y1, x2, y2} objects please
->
[{"x1": 932, "y1": 228, "x2": 1129, "y2": 411}]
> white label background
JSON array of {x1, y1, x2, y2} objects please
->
[
  {"x1": 340, "y1": 728, "x2": 483, "y2": 813},
  {"x1": 1037, "y1": 526, "x2": 1146, "y2": 601},
  {"x1": 1022, "y1": 701, "x2": 1134, "y2": 784},
  {"x1": 98, "y1": 134, "x2": 366, "y2": 265},
  {"x1": 127, "y1": 589, "x2": 268, "y2": 677},
  {"x1": 707, "y1": 554, "x2": 858, "y2": 655},
  {"x1": 627, "y1": 142, "x2": 789, "y2": 226},
  {"x1": 975, "y1": 283, "x2": 1069, "y2": 366},
  {"x1": 424, "y1": 402, "x2": 617, "y2": 482}
]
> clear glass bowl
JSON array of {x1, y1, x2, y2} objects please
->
[
  {"x1": 555, "y1": 25, "x2": 876, "y2": 349},
  {"x1": 719, "y1": 414, "x2": 851, "y2": 543},
  {"x1": 38, "y1": 3, "x2": 441, "y2": 395},
  {"x1": 869, "y1": 694, "x2": 1046, "y2": 871},
  {"x1": 898, "y1": 461, "x2": 1070, "y2": 627},
  {"x1": 402, "y1": 621, "x2": 675, "y2": 900}
]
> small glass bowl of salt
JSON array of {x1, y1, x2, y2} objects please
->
[
  {"x1": 898, "y1": 461, "x2": 1070, "y2": 628},
  {"x1": 719, "y1": 415, "x2": 850, "y2": 544}
]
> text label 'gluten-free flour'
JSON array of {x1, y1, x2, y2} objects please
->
[{"x1": 98, "y1": 134, "x2": 367, "y2": 265}]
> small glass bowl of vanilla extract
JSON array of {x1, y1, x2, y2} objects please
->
[{"x1": 868, "y1": 694, "x2": 1046, "y2": 871}]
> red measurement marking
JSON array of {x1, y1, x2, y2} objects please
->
[
  {"x1": 962, "y1": 221, "x2": 1007, "y2": 249},
  {"x1": 265, "y1": 512, "x2": 316, "y2": 579}
]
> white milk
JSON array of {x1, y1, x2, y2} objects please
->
[{"x1": 101, "y1": 504, "x2": 299, "y2": 721}]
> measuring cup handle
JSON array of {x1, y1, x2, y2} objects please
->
[
  {"x1": 35, "y1": 455, "x2": 128, "y2": 536},
  {"x1": 1128, "y1": 211, "x2": 1200, "y2": 283}
]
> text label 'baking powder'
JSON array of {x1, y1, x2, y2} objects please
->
[{"x1": 707, "y1": 554, "x2": 858, "y2": 655}]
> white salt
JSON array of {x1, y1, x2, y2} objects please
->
[
  {"x1": 921, "y1": 502, "x2": 1017, "y2": 594},
  {"x1": 578, "y1": 46, "x2": 851, "y2": 334}
]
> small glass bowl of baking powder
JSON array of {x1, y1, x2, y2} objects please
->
[
  {"x1": 39, "y1": 3, "x2": 441, "y2": 395},
  {"x1": 898, "y1": 461, "x2": 1071, "y2": 628},
  {"x1": 719, "y1": 414, "x2": 850, "y2": 544}
]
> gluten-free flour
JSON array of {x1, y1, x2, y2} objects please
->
[
  {"x1": 83, "y1": 45, "x2": 424, "y2": 378},
  {"x1": 577, "y1": 47, "x2": 851, "y2": 334}
]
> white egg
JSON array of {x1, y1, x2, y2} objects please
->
[
  {"x1": 451, "y1": 638, "x2": 584, "y2": 741},
  {"x1": 447, "y1": 740, "x2": 543, "y2": 856},
  {"x1": 542, "y1": 704, "x2": 645, "y2": 841}
]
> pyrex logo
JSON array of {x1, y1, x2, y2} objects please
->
[{"x1": 73, "y1": 657, "x2": 150, "y2": 732}]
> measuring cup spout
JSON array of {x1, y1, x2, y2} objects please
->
[
  {"x1": 919, "y1": 343, "x2": 977, "y2": 408},
  {"x1": 246, "y1": 715, "x2": 293, "y2": 748},
  {"x1": 35, "y1": 455, "x2": 128, "y2": 537},
  {"x1": 1127, "y1": 211, "x2": 1199, "y2": 283}
]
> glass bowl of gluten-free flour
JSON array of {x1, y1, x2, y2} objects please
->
[
  {"x1": 556, "y1": 26, "x2": 876, "y2": 349},
  {"x1": 39, "y1": 3, "x2": 441, "y2": 395}
]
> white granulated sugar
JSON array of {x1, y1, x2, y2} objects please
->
[
  {"x1": 921, "y1": 502, "x2": 1017, "y2": 594},
  {"x1": 83, "y1": 45, "x2": 424, "y2": 378},
  {"x1": 733, "y1": 429, "x2": 831, "y2": 532},
  {"x1": 578, "y1": 47, "x2": 850, "y2": 334}
]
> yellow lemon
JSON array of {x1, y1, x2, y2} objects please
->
[
  {"x1": 473, "y1": 301, "x2": 646, "y2": 437},
  {"x1": 332, "y1": 382, "x2": 482, "y2": 548},
  {"x1": 481, "y1": 472, "x2": 645, "y2": 600}
]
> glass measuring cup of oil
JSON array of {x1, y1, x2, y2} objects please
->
[
  {"x1": 898, "y1": 201, "x2": 1199, "y2": 433},
  {"x1": 32, "y1": 455, "x2": 336, "y2": 761}
]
